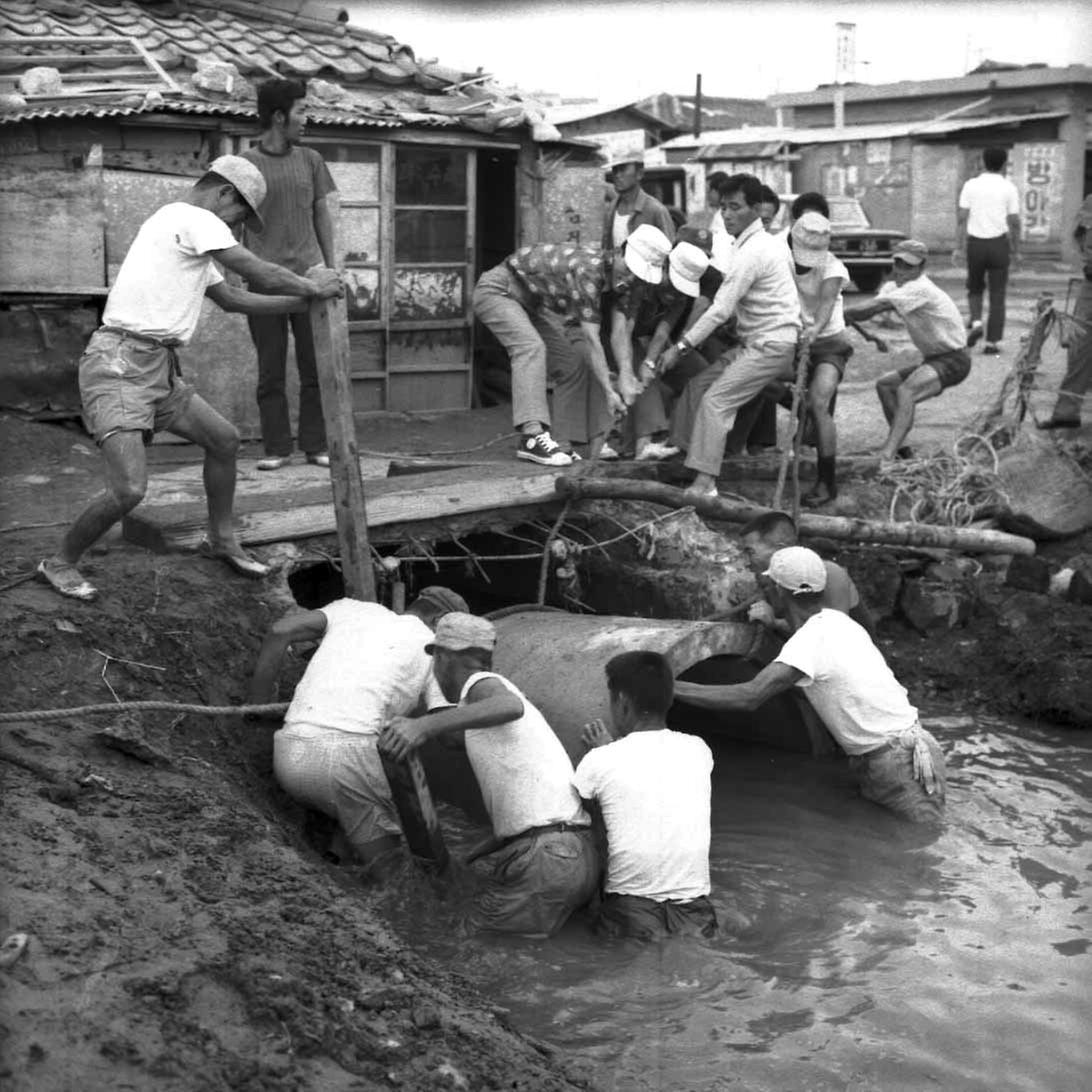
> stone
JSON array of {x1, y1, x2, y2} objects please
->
[
  {"x1": 0, "y1": 92, "x2": 28, "y2": 112},
  {"x1": 899, "y1": 577, "x2": 973, "y2": 633},
  {"x1": 1067, "y1": 569, "x2": 1092, "y2": 606},
  {"x1": 1003, "y1": 554, "x2": 1051, "y2": 594},
  {"x1": 192, "y1": 58, "x2": 240, "y2": 96},
  {"x1": 18, "y1": 67, "x2": 62, "y2": 96}
]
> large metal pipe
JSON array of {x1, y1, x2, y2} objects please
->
[{"x1": 493, "y1": 609, "x2": 818, "y2": 760}]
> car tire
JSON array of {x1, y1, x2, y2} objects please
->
[{"x1": 850, "y1": 268, "x2": 885, "y2": 294}]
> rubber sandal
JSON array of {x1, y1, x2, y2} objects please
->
[
  {"x1": 36, "y1": 559, "x2": 98, "y2": 601},
  {"x1": 197, "y1": 538, "x2": 270, "y2": 579}
]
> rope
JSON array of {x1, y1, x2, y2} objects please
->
[
  {"x1": 355, "y1": 432, "x2": 516, "y2": 459},
  {"x1": 0, "y1": 701, "x2": 289, "y2": 723}
]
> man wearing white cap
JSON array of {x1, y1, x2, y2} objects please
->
[
  {"x1": 844, "y1": 239, "x2": 971, "y2": 462},
  {"x1": 472, "y1": 227, "x2": 671, "y2": 466},
  {"x1": 675, "y1": 546, "x2": 946, "y2": 823},
  {"x1": 380, "y1": 613, "x2": 599, "y2": 936},
  {"x1": 788, "y1": 211, "x2": 855, "y2": 506},
  {"x1": 37, "y1": 155, "x2": 343, "y2": 601},
  {"x1": 655, "y1": 173, "x2": 802, "y2": 499},
  {"x1": 249, "y1": 587, "x2": 468, "y2": 872}
]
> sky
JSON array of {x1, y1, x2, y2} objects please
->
[{"x1": 344, "y1": 0, "x2": 1092, "y2": 104}]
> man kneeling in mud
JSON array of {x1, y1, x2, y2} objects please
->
[
  {"x1": 379, "y1": 613, "x2": 599, "y2": 938},
  {"x1": 247, "y1": 586, "x2": 467, "y2": 873},
  {"x1": 675, "y1": 547, "x2": 946, "y2": 824},
  {"x1": 573, "y1": 651, "x2": 717, "y2": 941}
]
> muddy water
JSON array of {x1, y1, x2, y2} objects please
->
[{"x1": 381, "y1": 713, "x2": 1092, "y2": 1092}]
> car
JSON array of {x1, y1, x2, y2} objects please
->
[{"x1": 773, "y1": 195, "x2": 907, "y2": 293}]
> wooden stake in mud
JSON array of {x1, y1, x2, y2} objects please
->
[
  {"x1": 309, "y1": 273, "x2": 447, "y2": 872},
  {"x1": 773, "y1": 340, "x2": 810, "y2": 516},
  {"x1": 308, "y1": 276, "x2": 376, "y2": 602}
]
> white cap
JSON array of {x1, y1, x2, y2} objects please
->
[
  {"x1": 204, "y1": 154, "x2": 266, "y2": 231},
  {"x1": 667, "y1": 241, "x2": 710, "y2": 297},
  {"x1": 610, "y1": 148, "x2": 645, "y2": 170},
  {"x1": 623, "y1": 223, "x2": 671, "y2": 284},
  {"x1": 763, "y1": 546, "x2": 828, "y2": 595},
  {"x1": 790, "y1": 211, "x2": 831, "y2": 268}
]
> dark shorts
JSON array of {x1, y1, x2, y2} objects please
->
[
  {"x1": 79, "y1": 327, "x2": 195, "y2": 444},
  {"x1": 847, "y1": 727, "x2": 947, "y2": 824},
  {"x1": 808, "y1": 333, "x2": 854, "y2": 380},
  {"x1": 469, "y1": 826, "x2": 600, "y2": 938},
  {"x1": 894, "y1": 348, "x2": 971, "y2": 391},
  {"x1": 593, "y1": 892, "x2": 718, "y2": 941}
]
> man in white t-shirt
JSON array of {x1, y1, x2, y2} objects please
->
[
  {"x1": 247, "y1": 586, "x2": 467, "y2": 870},
  {"x1": 844, "y1": 240, "x2": 970, "y2": 462},
  {"x1": 956, "y1": 147, "x2": 1020, "y2": 355},
  {"x1": 572, "y1": 651, "x2": 716, "y2": 941},
  {"x1": 38, "y1": 155, "x2": 342, "y2": 602},
  {"x1": 675, "y1": 547, "x2": 946, "y2": 824},
  {"x1": 380, "y1": 613, "x2": 600, "y2": 937}
]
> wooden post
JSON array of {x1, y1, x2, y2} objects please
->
[{"x1": 308, "y1": 281, "x2": 376, "y2": 602}]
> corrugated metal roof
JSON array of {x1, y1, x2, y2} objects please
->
[
  {"x1": 0, "y1": 0, "x2": 557, "y2": 137},
  {"x1": 660, "y1": 111, "x2": 1069, "y2": 157}
]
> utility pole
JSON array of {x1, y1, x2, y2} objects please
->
[{"x1": 693, "y1": 72, "x2": 702, "y2": 139}]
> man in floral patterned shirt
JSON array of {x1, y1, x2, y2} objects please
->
[{"x1": 473, "y1": 226, "x2": 671, "y2": 465}]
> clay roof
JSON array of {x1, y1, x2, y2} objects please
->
[{"x1": 0, "y1": 0, "x2": 559, "y2": 137}]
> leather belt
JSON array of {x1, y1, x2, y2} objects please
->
[{"x1": 499, "y1": 820, "x2": 590, "y2": 850}]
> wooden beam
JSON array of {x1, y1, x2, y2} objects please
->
[
  {"x1": 309, "y1": 284, "x2": 377, "y2": 602},
  {"x1": 123, "y1": 464, "x2": 563, "y2": 553}
]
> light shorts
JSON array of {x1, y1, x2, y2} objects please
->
[
  {"x1": 78, "y1": 327, "x2": 196, "y2": 445},
  {"x1": 273, "y1": 725, "x2": 401, "y2": 852},
  {"x1": 469, "y1": 826, "x2": 600, "y2": 938}
]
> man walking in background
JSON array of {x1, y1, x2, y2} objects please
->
[
  {"x1": 243, "y1": 77, "x2": 339, "y2": 470},
  {"x1": 956, "y1": 147, "x2": 1020, "y2": 356}
]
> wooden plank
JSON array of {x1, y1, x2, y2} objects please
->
[
  {"x1": 123, "y1": 464, "x2": 562, "y2": 553},
  {"x1": 309, "y1": 284, "x2": 376, "y2": 601}
]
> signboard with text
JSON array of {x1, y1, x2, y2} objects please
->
[{"x1": 1011, "y1": 142, "x2": 1066, "y2": 245}]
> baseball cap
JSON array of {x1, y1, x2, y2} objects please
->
[
  {"x1": 623, "y1": 223, "x2": 671, "y2": 284},
  {"x1": 762, "y1": 546, "x2": 828, "y2": 595},
  {"x1": 204, "y1": 154, "x2": 266, "y2": 232},
  {"x1": 425, "y1": 612, "x2": 496, "y2": 654},
  {"x1": 790, "y1": 212, "x2": 831, "y2": 269},
  {"x1": 892, "y1": 239, "x2": 928, "y2": 266},
  {"x1": 667, "y1": 241, "x2": 710, "y2": 297},
  {"x1": 610, "y1": 148, "x2": 644, "y2": 170},
  {"x1": 675, "y1": 224, "x2": 713, "y2": 256},
  {"x1": 415, "y1": 585, "x2": 469, "y2": 616}
]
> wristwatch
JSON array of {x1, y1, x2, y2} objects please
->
[{"x1": 674, "y1": 335, "x2": 691, "y2": 353}]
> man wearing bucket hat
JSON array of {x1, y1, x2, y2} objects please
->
[
  {"x1": 38, "y1": 154, "x2": 344, "y2": 602},
  {"x1": 248, "y1": 586, "x2": 468, "y2": 872},
  {"x1": 787, "y1": 211, "x2": 855, "y2": 506},
  {"x1": 844, "y1": 239, "x2": 971, "y2": 463},
  {"x1": 472, "y1": 226, "x2": 672, "y2": 466},
  {"x1": 380, "y1": 613, "x2": 599, "y2": 937},
  {"x1": 675, "y1": 546, "x2": 946, "y2": 823}
]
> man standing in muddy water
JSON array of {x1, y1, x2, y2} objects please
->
[
  {"x1": 379, "y1": 613, "x2": 599, "y2": 937},
  {"x1": 248, "y1": 586, "x2": 468, "y2": 873},
  {"x1": 36, "y1": 155, "x2": 342, "y2": 602},
  {"x1": 674, "y1": 547, "x2": 946, "y2": 824}
]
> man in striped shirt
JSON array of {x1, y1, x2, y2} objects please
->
[{"x1": 242, "y1": 78, "x2": 338, "y2": 471}]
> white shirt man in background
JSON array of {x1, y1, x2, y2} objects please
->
[
  {"x1": 956, "y1": 146, "x2": 1020, "y2": 355},
  {"x1": 573, "y1": 650, "x2": 716, "y2": 941}
]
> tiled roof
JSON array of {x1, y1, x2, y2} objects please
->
[{"x1": 0, "y1": 0, "x2": 559, "y2": 136}]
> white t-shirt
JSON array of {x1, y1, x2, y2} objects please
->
[
  {"x1": 285, "y1": 600, "x2": 445, "y2": 737},
  {"x1": 775, "y1": 609, "x2": 918, "y2": 755},
  {"x1": 573, "y1": 729, "x2": 712, "y2": 902},
  {"x1": 959, "y1": 172, "x2": 1020, "y2": 240},
  {"x1": 460, "y1": 672, "x2": 588, "y2": 839},
  {"x1": 612, "y1": 210, "x2": 631, "y2": 249},
  {"x1": 884, "y1": 274, "x2": 967, "y2": 357},
  {"x1": 103, "y1": 203, "x2": 235, "y2": 344},
  {"x1": 794, "y1": 252, "x2": 849, "y2": 336}
]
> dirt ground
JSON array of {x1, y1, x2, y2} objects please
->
[{"x1": 1, "y1": 267, "x2": 1090, "y2": 1090}]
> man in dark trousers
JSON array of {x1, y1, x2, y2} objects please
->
[
  {"x1": 956, "y1": 147, "x2": 1020, "y2": 356},
  {"x1": 242, "y1": 77, "x2": 339, "y2": 470},
  {"x1": 602, "y1": 148, "x2": 676, "y2": 289}
]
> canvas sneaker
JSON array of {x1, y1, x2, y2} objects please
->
[
  {"x1": 966, "y1": 320, "x2": 984, "y2": 349},
  {"x1": 516, "y1": 431, "x2": 573, "y2": 467}
]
